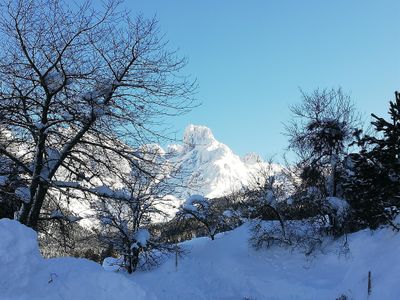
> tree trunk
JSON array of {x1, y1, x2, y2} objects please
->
[
  {"x1": 126, "y1": 256, "x2": 133, "y2": 274},
  {"x1": 18, "y1": 202, "x2": 32, "y2": 225},
  {"x1": 27, "y1": 185, "x2": 48, "y2": 230}
]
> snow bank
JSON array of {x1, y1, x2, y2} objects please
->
[
  {"x1": 0, "y1": 219, "x2": 152, "y2": 300},
  {"x1": 131, "y1": 223, "x2": 400, "y2": 300}
]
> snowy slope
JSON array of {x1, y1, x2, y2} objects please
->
[
  {"x1": 167, "y1": 124, "x2": 279, "y2": 198},
  {"x1": 132, "y1": 223, "x2": 400, "y2": 300},
  {"x1": 0, "y1": 219, "x2": 154, "y2": 300}
]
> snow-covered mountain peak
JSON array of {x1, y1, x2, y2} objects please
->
[
  {"x1": 183, "y1": 124, "x2": 217, "y2": 147},
  {"x1": 168, "y1": 124, "x2": 274, "y2": 198}
]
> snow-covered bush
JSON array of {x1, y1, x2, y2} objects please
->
[
  {"x1": 245, "y1": 171, "x2": 351, "y2": 254},
  {"x1": 250, "y1": 196, "x2": 351, "y2": 256},
  {"x1": 279, "y1": 183, "x2": 352, "y2": 237},
  {"x1": 95, "y1": 159, "x2": 181, "y2": 273},
  {"x1": 250, "y1": 218, "x2": 327, "y2": 256},
  {"x1": 235, "y1": 164, "x2": 288, "y2": 234},
  {"x1": 241, "y1": 158, "x2": 352, "y2": 254},
  {"x1": 97, "y1": 201, "x2": 163, "y2": 274},
  {"x1": 323, "y1": 196, "x2": 351, "y2": 234},
  {"x1": 177, "y1": 195, "x2": 234, "y2": 240}
]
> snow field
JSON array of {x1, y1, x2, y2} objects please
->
[{"x1": 132, "y1": 223, "x2": 400, "y2": 300}]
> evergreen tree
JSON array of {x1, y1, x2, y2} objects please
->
[{"x1": 344, "y1": 92, "x2": 400, "y2": 229}]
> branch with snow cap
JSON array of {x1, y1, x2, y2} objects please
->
[{"x1": 178, "y1": 194, "x2": 227, "y2": 240}]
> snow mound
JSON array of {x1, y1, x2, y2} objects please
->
[{"x1": 0, "y1": 219, "x2": 152, "y2": 300}]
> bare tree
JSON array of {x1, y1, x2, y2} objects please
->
[
  {"x1": 285, "y1": 88, "x2": 359, "y2": 197},
  {"x1": 94, "y1": 147, "x2": 182, "y2": 273},
  {"x1": 0, "y1": 0, "x2": 195, "y2": 229},
  {"x1": 242, "y1": 163, "x2": 286, "y2": 234}
]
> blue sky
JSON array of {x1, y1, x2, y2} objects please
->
[{"x1": 123, "y1": 0, "x2": 400, "y2": 159}]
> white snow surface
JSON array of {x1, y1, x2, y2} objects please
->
[
  {"x1": 1, "y1": 218, "x2": 400, "y2": 299},
  {"x1": 131, "y1": 223, "x2": 400, "y2": 300},
  {"x1": 0, "y1": 219, "x2": 152, "y2": 300}
]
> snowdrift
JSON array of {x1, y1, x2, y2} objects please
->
[
  {"x1": 0, "y1": 219, "x2": 153, "y2": 300},
  {"x1": 132, "y1": 223, "x2": 400, "y2": 300}
]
